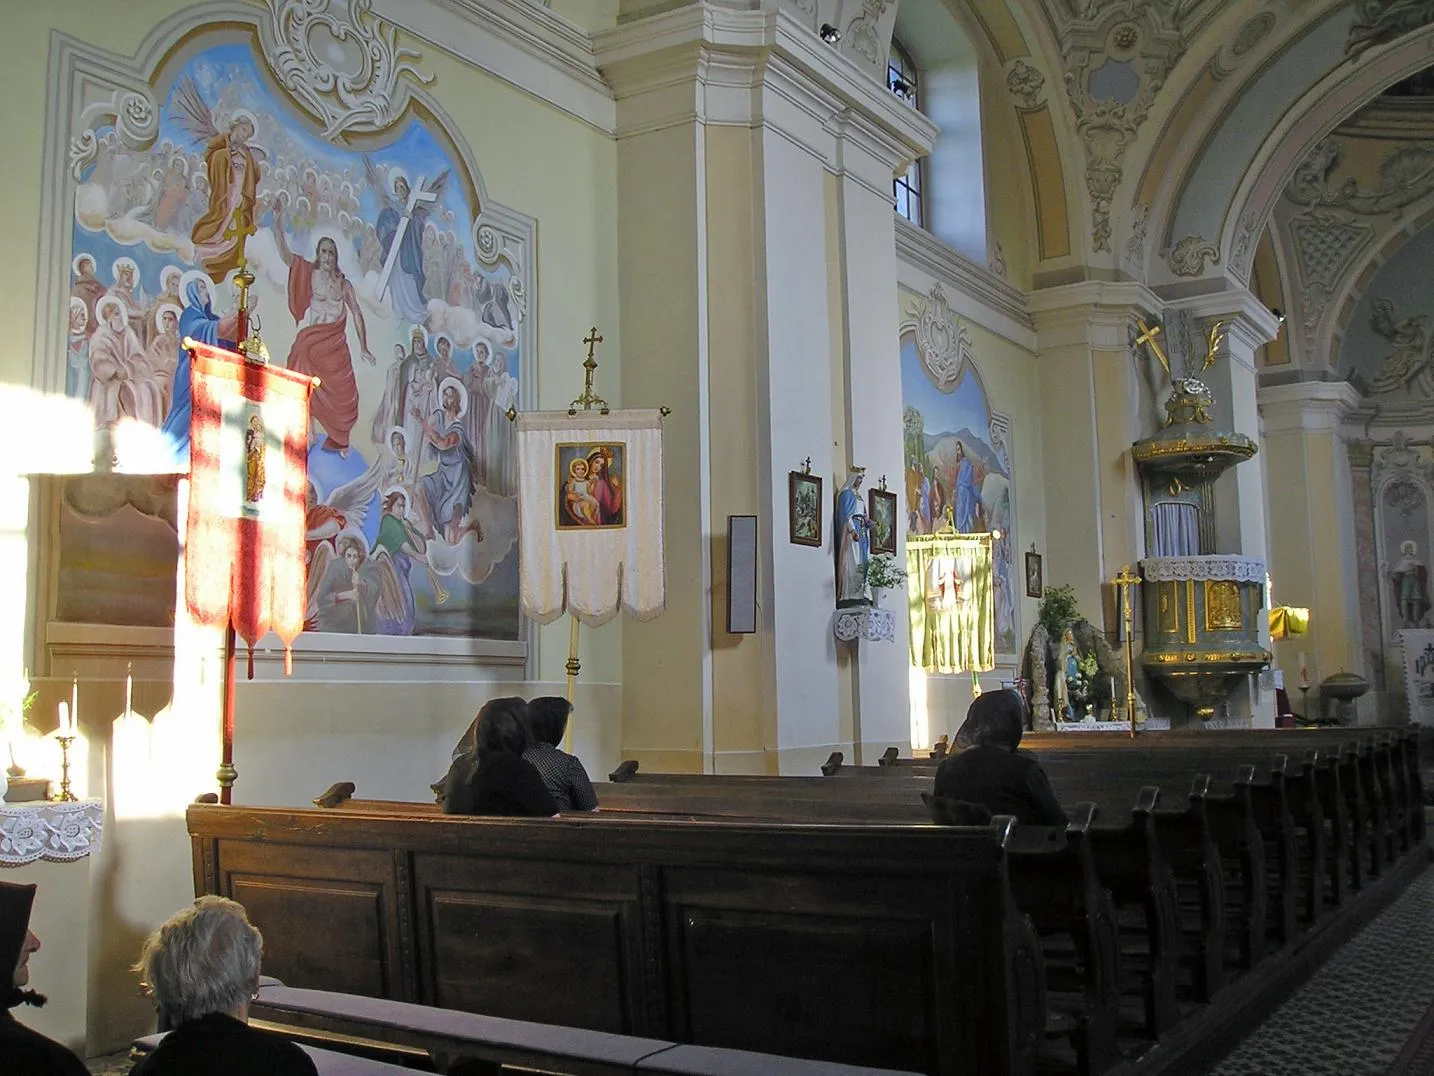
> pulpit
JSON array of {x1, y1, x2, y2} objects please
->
[{"x1": 1139, "y1": 556, "x2": 1270, "y2": 719}]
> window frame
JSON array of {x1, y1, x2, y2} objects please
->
[{"x1": 887, "y1": 39, "x2": 923, "y2": 228}]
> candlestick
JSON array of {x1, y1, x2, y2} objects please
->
[{"x1": 52, "y1": 735, "x2": 76, "y2": 802}]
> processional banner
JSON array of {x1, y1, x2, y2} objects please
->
[
  {"x1": 516, "y1": 410, "x2": 665, "y2": 625},
  {"x1": 906, "y1": 534, "x2": 995, "y2": 674},
  {"x1": 184, "y1": 339, "x2": 315, "y2": 674},
  {"x1": 1399, "y1": 629, "x2": 1434, "y2": 726}
]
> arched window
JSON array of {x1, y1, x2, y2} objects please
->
[
  {"x1": 889, "y1": 39, "x2": 923, "y2": 226},
  {"x1": 891, "y1": 1, "x2": 986, "y2": 262}
]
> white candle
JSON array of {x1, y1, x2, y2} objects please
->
[
  {"x1": 70, "y1": 676, "x2": 78, "y2": 731},
  {"x1": 58, "y1": 701, "x2": 71, "y2": 736},
  {"x1": 125, "y1": 663, "x2": 133, "y2": 717}
]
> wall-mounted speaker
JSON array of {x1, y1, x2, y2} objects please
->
[{"x1": 727, "y1": 515, "x2": 758, "y2": 634}]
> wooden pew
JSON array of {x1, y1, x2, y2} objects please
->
[{"x1": 188, "y1": 802, "x2": 1046, "y2": 1076}]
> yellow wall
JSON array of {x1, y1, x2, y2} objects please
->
[{"x1": 1, "y1": 0, "x2": 621, "y2": 1053}]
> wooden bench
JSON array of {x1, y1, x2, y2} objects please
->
[{"x1": 188, "y1": 803, "x2": 1045, "y2": 1076}]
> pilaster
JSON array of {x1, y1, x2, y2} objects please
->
[
  {"x1": 596, "y1": 2, "x2": 934, "y2": 772},
  {"x1": 1028, "y1": 282, "x2": 1161, "y2": 619}
]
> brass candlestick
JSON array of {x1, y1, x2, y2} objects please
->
[{"x1": 53, "y1": 736, "x2": 77, "y2": 802}]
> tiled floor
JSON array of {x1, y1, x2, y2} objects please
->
[{"x1": 1208, "y1": 864, "x2": 1434, "y2": 1076}]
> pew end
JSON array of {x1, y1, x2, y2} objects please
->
[
  {"x1": 878, "y1": 746, "x2": 901, "y2": 766},
  {"x1": 193, "y1": 792, "x2": 219, "y2": 805},
  {"x1": 609, "y1": 759, "x2": 639, "y2": 782},
  {"x1": 314, "y1": 782, "x2": 356, "y2": 809},
  {"x1": 820, "y1": 751, "x2": 844, "y2": 776}
]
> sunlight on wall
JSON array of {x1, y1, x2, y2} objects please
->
[
  {"x1": 0, "y1": 385, "x2": 96, "y2": 473},
  {"x1": 909, "y1": 665, "x2": 929, "y2": 751}
]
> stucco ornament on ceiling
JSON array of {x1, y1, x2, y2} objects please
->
[
  {"x1": 1368, "y1": 298, "x2": 1434, "y2": 396},
  {"x1": 845, "y1": 0, "x2": 896, "y2": 67},
  {"x1": 1059, "y1": 5, "x2": 1189, "y2": 252},
  {"x1": 1165, "y1": 234, "x2": 1220, "y2": 276},
  {"x1": 909, "y1": 285, "x2": 973, "y2": 393},
  {"x1": 1006, "y1": 59, "x2": 1047, "y2": 109},
  {"x1": 1347, "y1": 0, "x2": 1434, "y2": 61},
  {"x1": 261, "y1": 0, "x2": 433, "y2": 142}
]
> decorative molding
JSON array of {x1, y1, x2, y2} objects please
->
[
  {"x1": 1005, "y1": 58, "x2": 1046, "y2": 110},
  {"x1": 989, "y1": 240, "x2": 1008, "y2": 281},
  {"x1": 260, "y1": 0, "x2": 433, "y2": 142},
  {"x1": 69, "y1": 88, "x2": 160, "y2": 180},
  {"x1": 1166, "y1": 234, "x2": 1220, "y2": 277},
  {"x1": 1257, "y1": 380, "x2": 1363, "y2": 434},
  {"x1": 1026, "y1": 279, "x2": 1162, "y2": 352},
  {"x1": 374, "y1": 0, "x2": 615, "y2": 133},
  {"x1": 894, "y1": 217, "x2": 1035, "y2": 349},
  {"x1": 1210, "y1": 12, "x2": 1278, "y2": 81},
  {"x1": 1366, "y1": 296, "x2": 1434, "y2": 397},
  {"x1": 1123, "y1": 199, "x2": 1150, "y2": 276},
  {"x1": 908, "y1": 284, "x2": 973, "y2": 393}
]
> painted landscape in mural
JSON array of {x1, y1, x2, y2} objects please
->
[
  {"x1": 67, "y1": 42, "x2": 520, "y2": 640},
  {"x1": 900, "y1": 331, "x2": 1017, "y2": 655}
]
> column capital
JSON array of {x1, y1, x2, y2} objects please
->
[
  {"x1": 1258, "y1": 380, "x2": 1363, "y2": 435},
  {"x1": 1164, "y1": 287, "x2": 1283, "y2": 355},
  {"x1": 594, "y1": 3, "x2": 935, "y2": 171},
  {"x1": 1027, "y1": 280, "x2": 1162, "y2": 351}
]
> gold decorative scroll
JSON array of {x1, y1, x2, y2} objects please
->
[
  {"x1": 1158, "y1": 582, "x2": 1180, "y2": 634},
  {"x1": 1186, "y1": 580, "x2": 1197, "y2": 644}
]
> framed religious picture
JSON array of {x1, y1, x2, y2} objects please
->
[
  {"x1": 788, "y1": 471, "x2": 823, "y2": 547},
  {"x1": 868, "y1": 488, "x2": 898, "y2": 555},
  {"x1": 1025, "y1": 551, "x2": 1044, "y2": 598},
  {"x1": 556, "y1": 443, "x2": 626, "y2": 529}
]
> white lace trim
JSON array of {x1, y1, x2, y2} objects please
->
[
  {"x1": 834, "y1": 607, "x2": 897, "y2": 643},
  {"x1": 1140, "y1": 556, "x2": 1266, "y2": 583},
  {"x1": 0, "y1": 799, "x2": 104, "y2": 866}
]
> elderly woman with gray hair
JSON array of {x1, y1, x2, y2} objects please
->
[{"x1": 131, "y1": 896, "x2": 317, "y2": 1075}]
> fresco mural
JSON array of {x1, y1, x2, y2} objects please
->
[
  {"x1": 900, "y1": 330, "x2": 1017, "y2": 655},
  {"x1": 66, "y1": 41, "x2": 521, "y2": 641}
]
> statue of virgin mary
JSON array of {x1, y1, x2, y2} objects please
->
[{"x1": 834, "y1": 468, "x2": 871, "y2": 608}]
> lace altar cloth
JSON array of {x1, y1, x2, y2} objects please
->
[
  {"x1": 1139, "y1": 556, "x2": 1266, "y2": 584},
  {"x1": 834, "y1": 607, "x2": 897, "y2": 643},
  {"x1": 0, "y1": 798, "x2": 103, "y2": 866}
]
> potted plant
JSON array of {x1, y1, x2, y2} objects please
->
[{"x1": 864, "y1": 554, "x2": 907, "y2": 608}]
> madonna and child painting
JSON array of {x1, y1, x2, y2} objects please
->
[
  {"x1": 64, "y1": 40, "x2": 524, "y2": 642},
  {"x1": 556, "y1": 444, "x2": 625, "y2": 529}
]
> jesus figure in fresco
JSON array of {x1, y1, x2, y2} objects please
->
[{"x1": 271, "y1": 198, "x2": 376, "y2": 456}]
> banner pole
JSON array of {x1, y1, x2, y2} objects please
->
[{"x1": 564, "y1": 614, "x2": 580, "y2": 752}]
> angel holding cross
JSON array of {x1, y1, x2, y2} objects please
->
[{"x1": 367, "y1": 158, "x2": 449, "y2": 324}]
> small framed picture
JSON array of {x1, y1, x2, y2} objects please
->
[
  {"x1": 788, "y1": 471, "x2": 823, "y2": 547},
  {"x1": 1025, "y1": 551, "x2": 1044, "y2": 598},
  {"x1": 868, "y1": 488, "x2": 898, "y2": 555}
]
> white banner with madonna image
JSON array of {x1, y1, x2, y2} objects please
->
[{"x1": 516, "y1": 409, "x2": 665, "y2": 626}]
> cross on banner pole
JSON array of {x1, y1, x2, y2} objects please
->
[{"x1": 1113, "y1": 565, "x2": 1142, "y2": 738}]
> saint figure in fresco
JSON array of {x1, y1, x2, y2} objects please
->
[
  {"x1": 169, "y1": 76, "x2": 265, "y2": 282},
  {"x1": 366, "y1": 158, "x2": 450, "y2": 324},
  {"x1": 245, "y1": 413, "x2": 267, "y2": 505}
]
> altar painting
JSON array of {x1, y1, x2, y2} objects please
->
[
  {"x1": 66, "y1": 41, "x2": 521, "y2": 641},
  {"x1": 900, "y1": 331, "x2": 1017, "y2": 655}
]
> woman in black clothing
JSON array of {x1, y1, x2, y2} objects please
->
[
  {"x1": 932, "y1": 690, "x2": 1068, "y2": 827},
  {"x1": 0, "y1": 882, "x2": 89, "y2": 1076},
  {"x1": 441, "y1": 697, "x2": 559, "y2": 817}
]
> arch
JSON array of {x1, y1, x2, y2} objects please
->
[{"x1": 1144, "y1": 21, "x2": 1434, "y2": 286}]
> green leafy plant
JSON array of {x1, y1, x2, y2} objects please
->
[
  {"x1": 1038, "y1": 584, "x2": 1079, "y2": 637},
  {"x1": 864, "y1": 554, "x2": 908, "y2": 591}
]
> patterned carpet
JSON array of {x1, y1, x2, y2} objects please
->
[{"x1": 1209, "y1": 863, "x2": 1434, "y2": 1076}]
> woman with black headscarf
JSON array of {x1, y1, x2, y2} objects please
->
[
  {"x1": 0, "y1": 881, "x2": 89, "y2": 1075},
  {"x1": 933, "y1": 690, "x2": 1068, "y2": 827}
]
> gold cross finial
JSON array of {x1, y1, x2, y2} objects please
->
[
  {"x1": 568, "y1": 327, "x2": 610, "y2": 415},
  {"x1": 1134, "y1": 317, "x2": 1171, "y2": 377},
  {"x1": 1113, "y1": 564, "x2": 1141, "y2": 587}
]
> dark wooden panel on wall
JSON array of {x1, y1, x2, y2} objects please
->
[{"x1": 218, "y1": 841, "x2": 401, "y2": 1000}]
